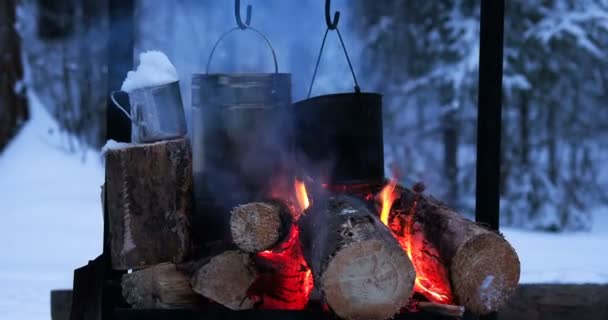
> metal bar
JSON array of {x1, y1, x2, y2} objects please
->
[
  {"x1": 475, "y1": 0, "x2": 504, "y2": 230},
  {"x1": 474, "y1": 0, "x2": 505, "y2": 319},
  {"x1": 103, "y1": 1, "x2": 134, "y2": 319},
  {"x1": 106, "y1": 0, "x2": 134, "y2": 143}
]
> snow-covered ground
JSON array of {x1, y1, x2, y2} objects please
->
[
  {"x1": 0, "y1": 93, "x2": 607, "y2": 319},
  {"x1": 0, "y1": 93, "x2": 104, "y2": 320},
  {"x1": 503, "y1": 208, "x2": 608, "y2": 283}
]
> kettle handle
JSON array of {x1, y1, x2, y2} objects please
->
[
  {"x1": 307, "y1": 27, "x2": 361, "y2": 98},
  {"x1": 206, "y1": 26, "x2": 279, "y2": 74},
  {"x1": 110, "y1": 90, "x2": 133, "y2": 121}
]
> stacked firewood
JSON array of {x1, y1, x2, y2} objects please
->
[{"x1": 105, "y1": 138, "x2": 520, "y2": 320}]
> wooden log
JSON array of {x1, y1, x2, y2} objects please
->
[
  {"x1": 105, "y1": 138, "x2": 192, "y2": 270},
  {"x1": 417, "y1": 302, "x2": 465, "y2": 318},
  {"x1": 298, "y1": 194, "x2": 415, "y2": 320},
  {"x1": 189, "y1": 250, "x2": 258, "y2": 310},
  {"x1": 230, "y1": 201, "x2": 292, "y2": 252},
  {"x1": 395, "y1": 185, "x2": 520, "y2": 315},
  {"x1": 499, "y1": 284, "x2": 608, "y2": 320},
  {"x1": 121, "y1": 263, "x2": 201, "y2": 308}
]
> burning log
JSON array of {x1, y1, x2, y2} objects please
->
[
  {"x1": 395, "y1": 185, "x2": 520, "y2": 315},
  {"x1": 105, "y1": 138, "x2": 192, "y2": 270},
  {"x1": 189, "y1": 250, "x2": 258, "y2": 310},
  {"x1": 417, "y1": 302, "x2": 465, "y2": 318},
  {"x1": 230, "y1": 201, "x2": 292, "y2": 252},
  {"x1": 299, "y1": 194, "x2": 415, "y2": 320},
  {"x1": 121, "y1": 263, "x2": 202, "y2": 308}
]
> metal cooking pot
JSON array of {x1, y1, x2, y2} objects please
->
[
  {"x1": 293, "y1": 92, "x2": 384, "y2": 185},
  {"x1": 191, "y1": 26, "x2": 292, "y2": 242}
]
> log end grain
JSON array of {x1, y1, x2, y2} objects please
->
[
  {"x1": 121, "y1": 263, "x2": 201, "y2": 308},
  {"x1": 230, "y1": 203, "x2": 284, "y2": 252},
  {"x1": 450, "y1": 233, "x2": 520, "y2": 315},
  {"x1": 191, "y1": 250, "x2": 257, "y2": 310},
  {"x1": 322, "y1": 239, "x2": 416, "y2": 320}
]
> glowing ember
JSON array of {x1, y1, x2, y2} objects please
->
[
  {"x1": 378, "y1": 182, "x2": 453, "y2": 304},
  {"x1": 294, "y1": 179, "x2": 310, "y2": 211},
  {"x1": 379, "y1": 179, "x2": 398, "y2": 224},
  {"x1": 251, "y1": 225, "x2": 314, "y2": 309}
]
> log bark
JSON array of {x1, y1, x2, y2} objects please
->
[
  {"x1": 105, "y1": 138, "x2": 192, "y2": 270},
  {"x1": 298, "y1": 194, "x2": 415, "y2": 320},
  {"x1": 189, "y1": 250, "x2": 258, "y2": 310},
  {"x1": 395, "y1": 185, "x2": 520, "y2": 315},
  {"x1": 121, "y1": 263, "x2": 201, "y2": 308},
  {"x1": 230, "y1": 201, "x2": 292, "y2": 252}
]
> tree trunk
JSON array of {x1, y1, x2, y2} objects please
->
[
  {"x1": 394, "y1": 186, "x2": 520, "y2": 315},
  {"x1": 229, "y1": 201, "x2": 292, "y2": 252},
  {"x1": 105, "y1": 138, "x2": 192, "y2": 270},
  {"x1": 188, "y1": 250, "x2": 258, "y2": 310},
  {"x1": 519, "y1": 91, "x2": 530, "y2": 166},
  {"x1": 121, "y1": 263, "x2": 202, "y2": 308},
  {"x1": 299, "y1": 194, "x2": 415, "y2": 320},
  {"x1": 0, "y1": 0, "x2": 29, "y2": 153},
  {"x1": 441, "y1": 85, "x2": 459, "y2": 207}
]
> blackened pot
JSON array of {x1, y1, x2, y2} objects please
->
[
  {"x1": 191, "y1": 73, "x2": 292, "y2": 242},
  {"x1": 292, "y1": 92, "x2": 384, "y2": 185}
]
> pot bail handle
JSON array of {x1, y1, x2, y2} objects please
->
[
  {"x1": 307, "y1": 27, "x2": 361, "y2": 98},
  {"x1": 206, "y1": 26, "x2": 279, "y2": 74},
  {"x1": 110, "y1": 90, "x2": 133, "y2": 121}
]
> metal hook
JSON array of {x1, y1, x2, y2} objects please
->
[
  {"x1": 235, "y1": 0, "x2": 252, "y2": 30},
  {"x1": 325, "y1": 0, "x2": 340, "y2": 30}
]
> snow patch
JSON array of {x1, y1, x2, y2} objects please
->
[
  {"x1": 478, "y1": 275, "x2": 500, "y2": 312},
  {"x1": 120, "y1": 50, "x2": 178, "y2": 92},
  {"x1": 339, "y1": 208, "x2": 358, "y2": 215},
  {"x1": 481, "y1": 275, "x2": 495, "y2": 289},
  {"x1": 101, "y1": 139, "x2": 135, "y2": 154}
]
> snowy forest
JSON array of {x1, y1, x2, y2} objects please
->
[
  {"x1": 1, "y1": 0, "x2": 608, "y2": 319},
  {"x1": 7, "y1": 0, "x2": 607, "y2": 231}
]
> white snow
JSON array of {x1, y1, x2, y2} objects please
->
[
  {"x1": 503, "y1": 206, "x2": 608, "y2": 284},
  {"x1": 101, "y1": 139, "x2": 135, "y2": 154},
  {"x1": 120, "y1": 50, "x2": 178, "y2": 92},
  {"x1": 0, "y1": 92, "x2": 104, "y2": 320},
  {"x1": 478, "y1": 275, "x2": 499, "y2": 311}
]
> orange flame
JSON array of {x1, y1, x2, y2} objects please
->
[
  {"x1": 254, "y1": 225, "x2": 314, "y2": 309},
  {"x1": 378, "y1": 181, "x2": 452, "y2": 304},
  {"x1": 379, "y1": 179, "x2": 398, "y2": 224},
  {"x1": 294, "y1": 179, "x2": 310, "y2": 211}
]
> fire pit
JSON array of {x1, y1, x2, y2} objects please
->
[{"x1": 70, "y1": 1, "x2": 515, "y2": 320}]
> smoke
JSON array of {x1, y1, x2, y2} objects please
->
[{"x1": 134, "y1": 0, "x2": 365, "y2": 124}]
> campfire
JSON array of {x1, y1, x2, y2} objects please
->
[
  {"x1": 99, "y1": 1, "x2": 520, "y2": 319},
  {"x1": 105, "y1": 134, "x2": 519, "y2": 319}
]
